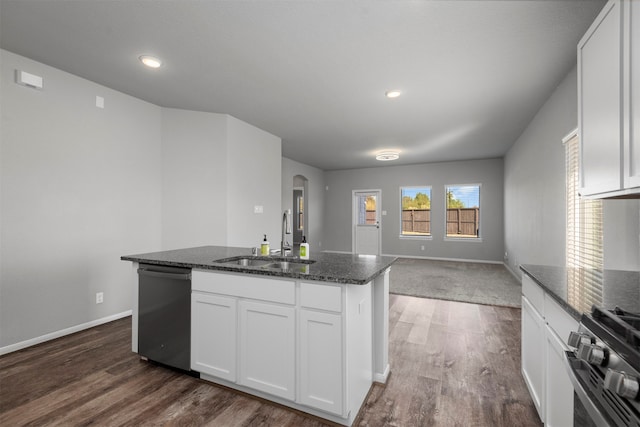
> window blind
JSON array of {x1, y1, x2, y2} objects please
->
[{"x1": 565, "y1": 133, "x2": 604, "y2": 312}]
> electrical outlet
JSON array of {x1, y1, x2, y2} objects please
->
[
  {"x1": 421, "y1": 245, "x2": 425, "y2": 251},
  {"x1": 96, "y1": 292, "x2": 104, "y2": 304}
]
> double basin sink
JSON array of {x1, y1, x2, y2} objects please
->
[{"x1": 214, "y1": 255, "x2": 315, "y2": 273}]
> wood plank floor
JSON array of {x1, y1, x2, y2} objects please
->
[{"x1": 0, "y1": 295, "x2": 542, "y2": 426}]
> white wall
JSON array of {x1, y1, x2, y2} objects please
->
[
  {"x1": 227, "y1": 116, "x2": 281, "y2": 248},
  {"x1": 0, "y1": 49, "x2": 163, "y2": 348},
  {"x1": 162, "y1": 112, "x2": 281, "y2": 250},
  {"x1": 281, "y1": 157, "x2": 325, "y2": 254},
  {"x1": 504, "y1": 66, "x2": 639, "y2": 273},
  {"x1": 323, "y1": 158, "x2": 505, "y2": 262},
  {"x1": 161, "y1": 108, "x2": 228, "y2": 249},
  {"x1": 0, "y1": 50, "x2": 284, "y2": 351}
]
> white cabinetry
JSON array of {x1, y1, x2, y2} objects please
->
[
  {"x1": 579, "y1": 0, "x2": 640, "y2": 197},
  {"x1": 521, "y1": 288, "x2": 545, "y2": 419},
  {"x1": 191, "y1": 293, "x2": 237, "y2": 381},
  {"x1": 299, "y1": 309, "x2": 343, "y2": 414},
  {"x1": 521, "y1": 274, "x2": 578, "y2": 426},
  {"x1": 238, "y1": 300, "x2": 295, "y2": 400},
  {"x1": 298, "y1": 282, "x2": 344, "y2": 415},
  {"x1": 190, "y1": 269, "x2": 375, "y2": 426},
  {"x1": 624, "y1": 0, "x2": 640, "y2": 188},
  {"x1": 545, "y1": 323, "x2": 575, "y2": 427}
]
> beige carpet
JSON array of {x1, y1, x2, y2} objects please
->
[{"x1": 389, "y1": 258, "x2": 521, "y2": 307}]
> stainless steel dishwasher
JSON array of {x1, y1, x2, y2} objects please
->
[{"x1": 138, "y1": 263, "x2": 192, "y2": 371}]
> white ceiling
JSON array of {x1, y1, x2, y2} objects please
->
[{"x1": 0, "y1": 0, "x2": 605, "y2": 171}]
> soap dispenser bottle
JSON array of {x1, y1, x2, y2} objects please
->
[
  {"x1": 300, "y1": 236, "x2": 309, "y2": 260},
  {"x1": 261, "y1": 234, "x2": 270, "y2": 256}
]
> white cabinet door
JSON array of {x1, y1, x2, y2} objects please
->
[
  {"x1": 625, "y1": 0, "x2": 640, "y2": 188},
  {"x1": 191, "y1": 292, "x2": 237, "y2": 381},
  {"x1": 299, "y1": 309, "x2": 343, "y2": 415},
  {"x1": 521, "y1": 295, "x2": 545, "y2": 421},
  {"x1": 238, "y1": 300, "x2": 295, "y2": 400},
  {"x1": 545, "y1": 324, "x2": 574, "y2": 427},
  {"x1": 578, "y1": 0, "x2": 623, "y2": 196}
]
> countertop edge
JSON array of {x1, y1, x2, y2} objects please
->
[
  {"x1": 520, "y1": 264, "x2": 582, "y2": 321},
  {"x1": 122, "y1": 252, "x2": 396, "y2": 286}
]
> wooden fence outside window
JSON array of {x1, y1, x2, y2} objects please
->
[{"x1": 396, "y1": 208, "x2": 479, "y2": 237}]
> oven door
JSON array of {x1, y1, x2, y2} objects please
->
[{"x1": 564, "y1": 351, "x2": 612, "y2": 427}]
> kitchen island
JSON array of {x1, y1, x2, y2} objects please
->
[{"x1": 121, "y1": 246, "x2": 396, "y2": 426}]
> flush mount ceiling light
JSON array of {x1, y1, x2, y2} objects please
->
[
  {"x1": 385, "y1": 90, "x2": 401, "y2": 98},
  {"x1": 375, "y1": 151, "x2": 400, "y2": 161},
  {"x1": 139, "y1": 55, "x2": 162, "y2": 69}
]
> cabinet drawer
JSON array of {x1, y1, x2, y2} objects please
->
[
  {"x1": 193, "y1": 270, "x2": 295, "y2": 305},
  {"x1": 300, "y1": 282, "x2": 342, "y2": 312},
  {"x1": 544, "y1": 293, "x2": 578, "y2": 346},
  {"x1": 522, "y1": 274, "x2": 545, "y2": 315}
]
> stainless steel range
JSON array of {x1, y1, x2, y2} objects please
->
[{"x1": 565, "y1": 306, "x2": 640, "y2": 427}]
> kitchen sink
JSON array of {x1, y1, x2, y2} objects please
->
[
  {"x1": 262, "y1": 260, "x2": 311, "y2": 272},
  {"x1": 220, "y1": 257, "x2": 273, "y2": 267},
  {"x1": 214, "y1": 256, "x2": 315, "y2": 272}
]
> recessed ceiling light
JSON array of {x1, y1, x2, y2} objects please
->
[
  {"x1": 385, "y1": 90, "x2": 401, "y2": 98},
  {"x1": 376, "y1": 151, "x2": 400, "y2": 161},
  {"x1": 139, "y1": 55, "x2": 162, "y2": 69}
]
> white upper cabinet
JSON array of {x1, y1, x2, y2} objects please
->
[
  {"x1": 579, "y1": 0, "x2": 623, "y2": 196},
  {"x1": 624, "y1": 0, "x2": 640, "y2": 189},
  {"x1": 579, "y1": 0, "x2": 640, "y2": 198}
]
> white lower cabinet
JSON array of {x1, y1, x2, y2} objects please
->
[
  {"x1": 521, "y1": 295, "x2": 545, "y2": 420},
  {"x1": 238, "y1": 300, "x2": 296, "y2": 400},
  {"x1": 190, "y1": 270, "x2": 374, "y2": 426},
  {"x1": 544, "y1": 324, "x2": 574, "y2": 427},
  {"x1": 299, "y1": 309, "x2": 343, "y2": 415},
  {"x1": 191, "y1": 292, "x2": 237, "y2": 382},
  {"x1": 521, "y1": 273, "x2": 578, "y2": 426}
]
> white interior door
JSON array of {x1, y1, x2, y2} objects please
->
[{"x1": 353, "y1": 190, "x2": 381, "y2": 255}]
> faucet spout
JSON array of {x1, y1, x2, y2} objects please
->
[{"x1": 281, "y1": 210, "x2": 292, "y2": 256}]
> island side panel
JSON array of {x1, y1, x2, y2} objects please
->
[
  {"x1": 130, "y1": 262, "x2": 139, "y2": 353},
  {"x1": 372, "y1": 267, "x2": 390, "y2": 383}
]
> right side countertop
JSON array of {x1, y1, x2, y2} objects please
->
[{"x1": 520, "y1": 264, "x2": 640, "y2": 320}]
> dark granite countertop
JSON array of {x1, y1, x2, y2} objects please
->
[
  {"x1": 520, "y1": 264, "x2": 640, "y2": 320},
  {"x1": 122, "y1": 245, "x2": 397, "y2": 285}
]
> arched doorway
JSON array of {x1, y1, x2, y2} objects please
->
[{"x1": 293, "y1": 175, "x2": 309, "y2": 246}]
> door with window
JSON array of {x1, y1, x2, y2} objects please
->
[{"x1": 352, "y1": 190, "x2": 381, "y2": 255}]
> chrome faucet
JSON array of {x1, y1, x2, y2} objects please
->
[{"x1": 281, "y1": 209, "x2": 292, "y2": 256}]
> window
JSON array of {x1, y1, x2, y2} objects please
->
[
  {"x1": 400, "y1": 187, "x2": 431, "y2": 236},
  {"x1": 445, "y1": 184, "x2": 480, "y2": 238},
  {"x1": 565, "y1": 133, "x2": 603, "y2": 313},
  {"x1": 356, "y1": 194, "x2": 377, "y2": 225}
]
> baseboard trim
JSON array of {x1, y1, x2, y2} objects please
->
[
  {"x1": 384, "y1": 253, "x2": 504, "y2": 265},
  {"x1": 373, "y1": 364, "x2": 391, "y2": 384},
  {"x1": 323, "y1": 250, "x2": 504, "y2": 265},
  {"x1": 503, "y1": 262, "x2": 522, "y2": 282},
  {"x1": 0, "y1": 310, "x2": 132, "y2": 356}
]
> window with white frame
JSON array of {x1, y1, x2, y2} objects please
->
[
  {"x1": 400, "y1": 187, "x2": 431, "y2": 236},
  {"x1": 565, "y1": 133, "x2": 603, "y2": 312},
  {"x1": 445, "y1": 184, "x2": 480, "y2": 238}
]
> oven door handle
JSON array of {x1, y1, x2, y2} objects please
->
[{"x1": 563, "y1": 351, "x2": 612, "y2": 427}]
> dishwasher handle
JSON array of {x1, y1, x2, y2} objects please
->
[{"x1": 138, "y1": 268, "x2": 191, "y2": 281}]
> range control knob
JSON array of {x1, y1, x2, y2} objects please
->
[
  {"x1": 568, "y1": 332, "x2": 593, "y2": 348},
  {"x1": 604, "y1": 370, "x2": 640, "y2": 399},
  {"x1": 577, "y1": 343, "x2": 608, "y2": 366}
]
